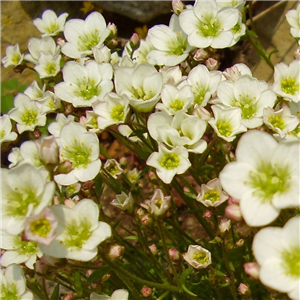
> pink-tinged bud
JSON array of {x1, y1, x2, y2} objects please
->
[
  {"x1": 53, "y1": 196, "x2": 60, "y2": 205},
  {"x1": 108, "y1": 245, "x2": 125, "y2": 260},
  {"x1": 141, "y1": 214, "x2": 153, "y2": 225},
  {"x1": 79, "y1": 116, "x2": 87, "y2": 127},
  {"x1": 205, "y1": 58, "x2": 220, "y2": 71},
  {"x1": 141, "y1": 286, "x2": 153, "y2": 298},
  {"x1": 228, "y1": 197, "x2": 240, "y2": 205},
  {"x1": 64, "y1": 198, "x2": 76, "y2": 208},
  {"x1": 193, "y1": 48, "x2": 208, "y2": 61},
  {"x1": 294, "y1": 46, "x2": 300, "y2": 60},
  {"x1": 57, "y1": 38, "x2": 66, "y2": 47},
  {"x1": 225, "y1": 204, "x2": 243, "y2": 222},
  {"x1": 63, "y1": 295, "x2": 74, "y2": 300},
  {"x1": 82, "y1": 181, "x2": 93, "y2": 190},
  {"x1": 86, "y1": 269, "x2": 94, "y2": 277},
  {"x1": 236, "y1": 239, "x2": 244, "y2": 247},
  {"x1": 244, "y1": 262, "x2": 260, "y2": 280},
  {"x1": 203, "y1": 209, "x2": 213, "y2": 218},
  {"x1": 236, "y1": 222, "x2": 251, "y2": 237},
  {"x1": 169, "y1": 248, "x2": 180, "y2": 261},
  {"x1": 238, "y1": 283, "x2": 249, "y2": 295},
  {"x1": 56, "y1": 160, "x2": 73, "y2": 174},
  {"x1": 149, "y1": 244, "x2": 158, "y2": 255},
  {"x1": 219, "y1": 218, "x2": 231, "y2": 234},
  {"x1": 136, "y1": 208, "x2": 146, "y2": 218},
  {"x1": 35, "y1": 136, "x2": 59, "y2": 165},
  {"x1": 172, "y1": 0, "x2": 186, "y2": 15},
  {"x1": 107, "y1": 22, "x2": 118, "y2": 38}
]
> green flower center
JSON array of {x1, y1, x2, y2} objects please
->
[
  {"x1": 281, "y1": 246, "x2": 300, "y2": 278},
  {"x1": 1, "y1": 283, "x2": 18, "y2": 300},
  {"x1": 168, "y1": 34, "x2": 187, "y2": 56},
  {"x1": 232, "y1": 95, "x2": 257, "y2": 120},
  {"x1": 15, "y1": 238, "x2": 39, "y2": 256},
  {"x1": 62, "y1": 141, "x2": 92, "y2": 168},
  {"x1": 45, "y1": 62, "x2": 57, "y2": 75},
  {"x1": 11, "y1": 53, "x2": 21, "y2": 65},
  {"x1": 268, "y1": 115, "x2": 285, "y2": 130},
  {"x1": 30, "y1": 218, "x2": 51, "y2": 237},
  {"x1": 281, "y1": 78, "x2": 299, "y2": 95},
  {"x1": 105, "y1": 161, "x2": 121, "y2": 176},
  {"x1": 290, "y1": 123, "x2": 300, "y2": 137},
  {"x1": 66, "y1": 184, "x2": 78, "y2": 196},
  {"x1": 193, "y1": 251, "x2": 209, "y2": 264},
  {"x1": 78, "y1": 29, "x2": 100, "y2": 51},
  {"x1": 169, "y1": 99, "x2": 184, "y2": 111},
  {"x1": 198, "y1": 17, "x2": 221, "y2": 37},
  {"x1": 110, "y1": 104, "x2": 125, "y2": 122},
  {"x1": 46, "y1": 23, "x2": 60, "y2": 34},
  {"x1": 75, "y1": 79, "x2": 101, "y2": 100},
  {"x1": 216, "y1": 120, "x2": 232, "y2": 137},
  {"x1": 232, "y1": 22, "x2": 241, "y2": 34},
  {"x1": 203, "y1": 190, "x2": 220, "y2": 203},
  {"x1": 193, "y1": 85, "x2": 207, "y2": 105},
  {"x1": 21, "y1": 109, "x2": 38, "y2": 125},
  {"x1": 64, "y1": 218, "x2": 92, "y2": 249},
  {"x1": 131, "y1": 87, "x2": 154, "y2": 101},
  {"x1": 160, "y1": 153, "x2": 180, "y2": 170},
  {"x1": 0, "y1": 129, "x2": 5, "y2": 139},
  {"x1": 249, "y1": 162, "x2": 291, "y2": 201}
]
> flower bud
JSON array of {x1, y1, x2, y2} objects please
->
[
  {"x1": 244, "y1": 262, "x2": 260, "y2": 280},
  {"x1": 63, "y1": 295, "x2": 74, "y2": 300},
  {"x1": 57, "y1": 38, "x2": 66, "y2": 47},
  {"x1": 238, "y1": 283, "x2": 249, "y2": 295},
  {"x1": 193, "y1": 48, "x2": 208, "y2": 61},
  {"x1": 111, "y1": 192, "x2": 134, "y2": 213},
  {"x1": 149, "y1": 244, "x2": 158, "y2": 255},
  {"x1": 203, "y1": 209, "x2": 213, "y2": 218},
  {"x1": 129, "y1": 33, "x2": 140, "y2": 49},
  {"x1": 236, "y1": 239, "x2": 244, "y2": 247},
  {"x1": 108, "y1": 244, "x2": 125, "y2": 260},
  {"x1": 169, "y1": 248, "x2": 180, "y2": 261},
  {"x1": 225, "y1": 204, "x2": 243, "y2": 221},
  {"x1": 205, "y1": 58, "x2": 220, "y2": 71},
  {"x1": 294, "y1": 46, "x2": 300, "y2": 60},
  {"x1": 150, "y1": 189, "x2": 171, "y2": 218},
  {"x1": 172, "y1": 0, "x2": 186, "y2": 15},
  {"x1": 107, "y1": 22, "x2": 118, "y2": 38},
  {"x1": 56, "y1": 160, "x2": 73, "y2": 174},
  {"x1": 141, "y1": 286, "x2": 153, "y2": 298},
  {"x1": 141, "y1": 214, "x2": 153, "y2": 225},
  {"x1": 219, "y1": 218, "x2": 231, "y2": 234}
]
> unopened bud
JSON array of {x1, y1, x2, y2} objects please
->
[
  {"x1": 193, "y1": 48, "x2": 208, "y2": 62},
  {"x1": 108, "y1": 244, "x2": 125, "y2": 260},
  {"x1": 205, "y1": 58, "x2": 220, "y2": 71},
  {"x1": 57, "y1": 38, "x2": 66, "y2": 47},
  {"x1": 219, "y1": 218, "x2": 231, "y2": 234},
  {"x1": 172, "y1": 0, "x2": 186, "y2": 15},
  {"x1": 141, "y1": 286, "x2": 153, "y2": 298},
  {"x1": 238, "y1": 283, "x2": 249, "y2": 295},
  {"x1": 149, "y1": 244, "x2": 158, "y2": 255},
  {"x1": 225, "y1": 204, "x2": 243, "y2": 222},
  {"x1": 56, "y1": 160, "x2": 73, "y2": 174},
  {"x1": 244, "y1": 262, "x2": 260, "y2": 280},
  {"x1": 169, "y1": 248, "x2": 180, "y2": 261},
  {"x1": 141, "y1": 214, "x2": 153, "y2": 225},
  {"x1": 107, "y1": 22, "x2": 118, "y2": 38},
  {"x1": 35, "y1": 136, "x2": 59, "y2": 165},
  {"x1": 203, "y1": 209, "x2": 213, "y2": 218},
  {"x1": 63, "y1": 295, "x2": 74, "y2": 300},
  {"x1": 236, "y1": 239, "x2": 244, "y2": 247},
  {"x1": 129, "y1": 33, "x2": 140, "y2": 50},
  {"x1": 294, "y1": 46, "x2": 300, "y2": 60}
]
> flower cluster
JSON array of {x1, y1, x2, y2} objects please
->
[{"x1": 1, "y1": 1, "x2": 300, "y2": 299}]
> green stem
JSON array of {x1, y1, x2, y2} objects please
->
[
  {"x1": 117, "y1": 272, "x2": 144, "y2": 300},
  {"x1": 101, "y1": 256, "x2": 181, "y2": 293}
]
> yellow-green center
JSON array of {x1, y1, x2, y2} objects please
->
[
  {"x1": 203, "y1": 190, "x2": 220, "y2": 203},
  {"x1": 160, "y1": 153, "x2": 180, "y2": 170},
  {"x1": 216, "y1": 121, "x2": 232, "y2": 137},
  {"x1": 281, "y1": 78, "x2": 299, "y2": 95},
  {"x1": 21, "y1": 110, "x2": 38, "y2": 125},
  {"x1": 268, "y1": 115, "x2": 285, "y2": 130},
  {"x1": 30, "y1": 218, "x2": 51, "y2": 237}
]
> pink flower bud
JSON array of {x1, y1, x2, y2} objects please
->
[
  {"x1": 205, "y1": 58, "x2": 220, "y2": 70},
  {"x1": 141, "y1": 214, "x2": 153, "y2": 225},
  {"x1": 228, "y1": 197, "x2": 240, "y2": 205},
  {"x1": 130, "y1": 33, "x2": 140, "y2": 47},
  {"x1": 219, "y1": 218, "x2": 231, "y2": 233},
  {"x1": 108, "y1": 245, "x2": 125, "y2": 260},
  {"x1": 57, "y1": 38, "x2": 66, "y2": 47},
  {"x1": 172, "y1": 0, "x2": 185, "y2": 15},
  {"x1": 63, "y1": 295, "x2": 74, "y2": 300},
  {"x1": 193, "y1": 48, "x2": 208, "y2": 61},
  {"x1": 169, "y1": 248, "x2": 180, "y2": 261},
  {"x1": 149, "y1": 244, "x2": 158, "y2": 255},
  {"x1": 244, "y1": 262, "x2": 260, "y2": 280},
  {"x1": 141, "y1": 286, "x2": 153, "y2": 298},
  {"x1": 107, "y1": 22, "x2": 117, "y2": 38},
  {"x1": 225, "y1": 204, "x2": 243, "y2": 222},
  {"x1": 56, "y1": 160, "x2": 73, "y2": 174},
  {"x1": 203, "y1": 209, "x2": 213, "y2": 218},
  {"x1": 86, "y1": 269, "x2": 94, "y2": 277},
  {"x1": 35, "y1": 136, "x2": 59, "y2": 165},
  {"x1": 294, "y1": 46, "x2": 300, "y2": 60},
  {"x1": 238, "y1": 283, "x2": 249, "y2": 295}
]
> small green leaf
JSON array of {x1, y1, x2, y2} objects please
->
[
  {"x1": 50, "y1": 284, "x2": 59, "y2": 300},
  {"x1": 124, "y1": 235, "x2": 139, "y2": 240},
  {"x1": 1, "y1": 93, "x2": 14, "y2": 114},
  {"x1": 2, "y1": 78, "x2": 18, "y2": 91}
]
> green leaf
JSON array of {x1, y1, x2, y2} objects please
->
[
  {"x1": 1, "y1": 93, "x2": 14, "y2": 114},
  {"x1": 86, "y1": 266, "x2": 111, "y2": 285},
  {"x1": 184, "y1": 192, "x2": 197, "y2": 199},
  {"x1": 50, "y1": 284, "x2": 59, "y2": 300},
  {"x1": 124, "y1": 235, "x2": 139, "y2": 240},
  {"x1": 2, "y1": 78, "x2": 18, "y2": 91}
]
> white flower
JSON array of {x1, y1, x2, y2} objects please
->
[
  {"x1": 216, "y1": 75, "x2": 277, "y2": 128},
  {"x1": 54, "y1": 122, "x2": 101, "y2": 185},
  {"x1": 54, "y1": 60, "x2": 113, "y2": 107},
  {"x1": 33, "y1": 9, "x2": 68, "y2": 37},
  {"x1": 8, "y1": 93, "x2": 47, "y2": 134},
  {"x1": 47, "y1": 113, "x2": 75, "y2": 138},
  {"x1": 1, "y1": 163, "x2": 55, "y2": 235},
  {"x1": 146, "y1": 143, "x2": 191, "y2": 184},
  {"x1": 252, "y1": 216, "x2": 300, "y2": 300},
  {"x1": 183, "y1": 245, "x2": 212, "y2": 269},
  {"x1": 93, "y1": 45, "x2": 119, "y2": 65},
  {"x1": 132, "y1": 37, "x2": 154, "y2": 64},
  {"x1": 196, "y1": 178, "x2": 229, "y2": 207},
  {"x1": 179, "y1": 0, "x2": 239, "y2": 48},
  {"x1": 61, "y1": 12, "x2": 110, "y2": 58},
  {"x1": 24, "y1": 37, "x2": 60, "y2": 64},
  {"x1": 0, "y1": 231, "x2": 43, "y2": 269},
  {"x1": 286, "y1": 3, "x2": 300, "y2": 38},
  {"x1": 219, "y1": 130, "x2": 300, "y2": 226},
  {"x1": 103, "y1": 159, "x2": 123, "y2": 178},
  {"x1": 93, "y1": 92, "x2": 130, "y2": 130},
  {"x1": 148, "y1": 111, "x2": 207, "y2": 153},
  {"x1": 1, "y1": 44, "x2": 24, "y2": 67},
  {"x1": 0, "y1": 115, "x2": 17, "y2": 144},
  {"x1": 34, "y1": 52, "x2": 61, "y2": 78},
  {"x1": 147, "y1": 14, "x2": 193, "y2": 66},
  {"x1": 186, "y1": 64, "x2": 222, "y2": 106},
  {"x1": 150, "y1": 189, "x2": 171, "y2": 218},
  {"x1": 0, "y1": 264, "x2": 34, "y2": 300},
  {"x1": 24, "y1": 81, "x2": 45, "y2": 101},
  {"x1": 111, "y1": 192, "x2": 135, "y2": 213},
  {"x1": 222, "y1": 63, "x2": 253, "y2": 82},
  {"x1": 90, "y1": 289, "x2": 129, "y2": 300},
  {"x1": 208, "y1": 105, "x2": 247, "y2": 142},
  {"x1": 114, "y1": 63, "x2": 163, "y2": 112},
  {"x1": 40, "y1": 199, "x2": 111, "y2": 261},
  {"x1": 155, "y1": 84, "x2": 194, "y2": 115},
  {"x1": 263, "y1": 106, "x2": 299, "y2": 138},
  {"x1": 35, "y1": 91, "x2": 62, "y2": 114},
  {"x1": 273, "y1": 60, "x2": 300, "y2": 103}
]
